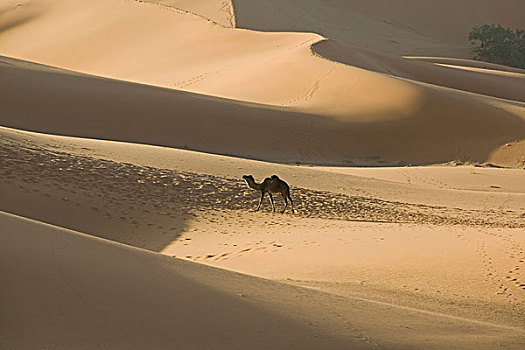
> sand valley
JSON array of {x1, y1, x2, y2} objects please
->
[{"x1": 1, "y1": 0, "x2": 524, "y2": 348}]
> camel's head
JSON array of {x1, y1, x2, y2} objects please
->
[{"x1": 242, "y1": 175, "x2": 257, "y2": 190}]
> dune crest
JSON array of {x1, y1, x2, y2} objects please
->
[
  {"x1": 1, "y1": 1, "x2": 524, "y2": 167},
  {"x1": 231, "y1": 0, "x2": 525, "y2": 57},
  {"x1": 2, "y1": 56, "x2": 524, "y2": 166},
  {"x1": 140, "y1": 0, "x2": 236, "y2": 27},
  {"x1": 2, "y1": 1, "x2": 525, "y2": 348},
  {"x1": 1, "y1": 127, "x2": 524, "y2": 343},
  {"x1": 312, "y1": 39, "x2": 525, "y2": 103}
]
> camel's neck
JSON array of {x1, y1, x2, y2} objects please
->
[{"x1": 245, "y1": 178, "x2": 263, "y2": 191}]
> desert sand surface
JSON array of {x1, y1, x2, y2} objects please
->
[
  {"x1": 1, "y1": 55, "x2": 524, "y2": 168},
  {"x1": 2, "y1": 1, "x2": 525, "y2": 167},
  {"x1": 231, "y1": 0, "x2": 525, "y2": 57},
  {"x1": 1, "y1": 127, "x2": 525, "y2": 349},
  {"x1": 1, "y1": 0, "x2": 525, "y2": 348},
  {"x1": 4, "y1": 211, "x2": 525, "y2": 349},
  {"x1": 313, "y1": 40, "x2": 525, "y2": 102}
]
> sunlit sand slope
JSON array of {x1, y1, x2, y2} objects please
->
[
  {"x1": 0, "y1": 212, "x2": 348, "y2": 349},
  {"x1": 141, "y1": 0, "x2": 236, "y2": 27},
  {"x1": 2, "y1": 209, "x2": 525, "y2": 349},
  {"x1": 0, "y1": 0, "x2": 322, "y2": 100},
  {"x1": 2, "y1": 128, "x2": 524, "y2": 320},
  {"x1": 1, "y1": 127, "x2": 525, "y2": 347},
  {"x1": 2, "y1": 1, "x2": 525, "y2": 348},
  {"x1": 313, "y1": 40, "x2": 525, "y2": 103},
  {"x1": 2, "y1": 0, "x2": 523, "y2": 107},
  {"x1": 2, "y1": 56, "x2": 524, "y2": 166},
  {"x1": 1, "y1": 1, "x2": 524, "y2": 166}
]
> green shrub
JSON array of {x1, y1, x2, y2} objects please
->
[{"x1": 469, "y1": 24, "x2": 525, "y2": 69}]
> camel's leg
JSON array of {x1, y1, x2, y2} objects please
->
[
  {"x1": 281, "y1": 194, "x2": 288, "y2": 213},
  {"x1": 286, "y1": 189, "x2": 295, "y2": 214},
  {"x1": 268, "y1": 193, "x2": 276, "y2": 212},
  {"x1": 255, "y1": 191, "x2": 265, "y2": 211}
]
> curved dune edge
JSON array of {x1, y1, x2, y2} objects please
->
[
  {"x1": 1, "y1": 126, "x2": 524, "y2": 328},
  {"x1": 2, "y1": 211, "x2": 524, "y2": 349},
  {"x1": 405, "y1": 57, "x2": 525, "y2": 74},
  {"x1": 4, "y1": 0, "x2": 522, "y2": 114},
  {"x1": 229, "y1": 0, "x2": 525, "y2": 58},
  {"x1": 1, "y1": 55, "x2": 524, "y2": 167},
  {"x1": 1, "y1": 0, "x2": 524, "y2": 166},
  {"x1": 311, "y1": 39, "x2": 525, "y2": 103},
  {"x1": 2, "y1": 2, "x2": 525, "y2": 349},
  {"x1": 146, "y1": 1, "x2": 525, "y2": 60},
  {"x1": 0, "y1": 211, "x2": 347, "y2": 350},
  {"x1": 140, "y1": 0, "x2": 237, "y2": 28}
]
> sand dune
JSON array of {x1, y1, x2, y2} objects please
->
[
  {"x1": 231, "y1": 0, "x2": 525, "y2": 57},
  {"x1": 142, "y1": 0, "x2": 236, "y2": 27},
  {"x1": 4, "y1": 212, "x2": 524, "y2": 349},
  {"x1": 3, "y1": 0, "x2": 523, "y2": 107},
  {"x1": 319, "y1": 165, "x2": 525, "y2": 194},
  {"x1": 0, "y1": 212, "x2": 348, "y2": 349},
  {"x1": 405, "y1": 57, "x2": 525, "y2": 74},
  {"x1": 1, "y1": 0, "x2": 525, "y2": 348},
  {"x1": 2, "y1": 55, "x2": 524, "y2": 167},
  {"x1": 1, "y1": 127, "x2": 524, "y2": 330},
  {"x1": 313, "y1": 39, "x2": 525, "y2": 103},
  {"x1": 1, "y1": 126, "x2": 525, "y2": 348},
  {"x1": 1, "y1": 0, "x2": 524, "y2": 167},
  {"x1": 0, "y1": 0, "x2": 322, "y2": 98},
  {"x1": 232, "y1": 0, "x2": 466, "y2": 57}
]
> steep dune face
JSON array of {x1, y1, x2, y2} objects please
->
[
  {"x1": 231, "y1": 0, "x2": 525, "y2": 57},
  {"x1": 329, "y1": 0, "x2": 524, "y2": 48},
  {"x1": 2, "y1": 56, "x2": 524, "y2": 165},
  {"x1": 4, "y1": 213, "x2": 523, "y2": 349},
  {"x1": 0, "y1": 212, "x2": 347, "y2": 349},
  {"x1": 2, "y1": 129, "x2": 525, "y2": 341},
  {"x1": 2, "y1": 1, "x2": 525, "y2": 348},
  {"x1": 1, "y1": 0, "x2": 522, "y2": 111},
  {"x1": 313, "y1": 40, "x2": 525, "y2": 103},
  {"x1": 0, "y1": 0, "x2": 320, "y2": 94},
  {"x1": 0, "y1": 0, "x2": 524, "y2": 165}
]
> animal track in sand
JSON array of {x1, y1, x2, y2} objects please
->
[
  {"x1": 1, "y1": 138, "x2": 524, "y2": 232},
  {"x1": 476, "y1": 228, "x2": 525, "y2": 304}
]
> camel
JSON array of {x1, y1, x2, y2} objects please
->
[{"x1": 242, "y1": 174, "x2": 295, "y2": 213}]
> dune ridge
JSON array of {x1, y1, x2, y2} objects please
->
[
  {"x1": 312, "y1": 39, "x2": 525, "y2": 103},
  {"x1": 230, "y1": 0, "x2": 525, "y2": 57},
  {"x1": 143, "y1": 0, "x2": 236, "y2": 28},
  {"x1": 1, "y1": 0, "x2": 524, "y2": 167},
  {"x1": 4, "y1": 211, "x2": 525, "y2": 349},
  {"x1": 2, "y1": 125, "x2": 525, "y2": 346},
  {"x1": 1, "y1": 126, "x2": 524, "y2": 330},
  {"x1": 0, "y1": 212, "x2": 348, "y2": 350},
  {"x1": 2, "y1": 1, "x2": 525, "y2": 348},
  {"x1": 2, "y1": 55, "x2": 524, "y2": 166}
]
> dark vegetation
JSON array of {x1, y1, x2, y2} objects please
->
[{"x1": 469, "y1": 24, "x2": 525, "y2": 69}]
